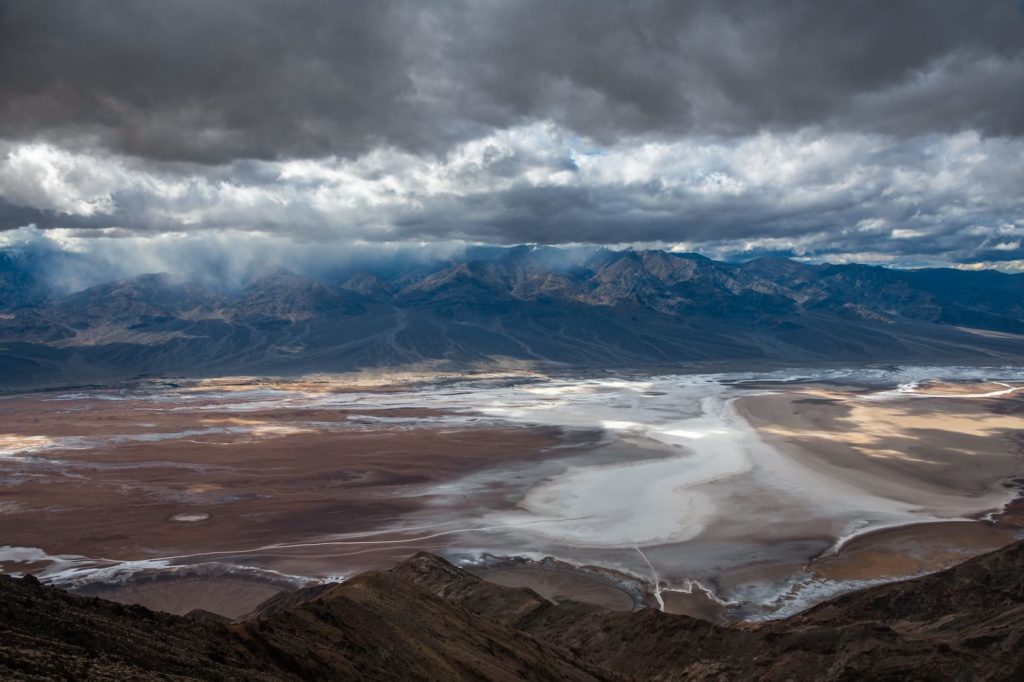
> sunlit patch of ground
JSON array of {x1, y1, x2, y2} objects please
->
[
  {"x1": 756, "y1": 387, "x2": 1023, "y2": 462},
  {"x1": 0, "y1": 434, "x2": 56, "y2": 457}
]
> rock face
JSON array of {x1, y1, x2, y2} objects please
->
[
  {"x1": 3, "y1": 247, "x2": 1024, "y2": 388},
  {"x1": 3, "y1": 541, "x2": 1024, "y2": 681}
]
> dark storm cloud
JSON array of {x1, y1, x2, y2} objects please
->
[
  {"x1": 0, "y1": 0, "x2": 429, "y2": 162},
  {"x1": 444, "y1": 0, "x2": 1024, "y2": 142},
  {"x1": 1, "y1": 1, "x2": 1023, "y2": 163}
]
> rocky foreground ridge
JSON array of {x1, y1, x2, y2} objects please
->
[{"x1": 2, "y1": 540, "x2": 1023, "y2": 680}]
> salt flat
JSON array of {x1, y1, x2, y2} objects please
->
[{"x1": 1, "y1": 366, "x2": 1021, "y2": 620}]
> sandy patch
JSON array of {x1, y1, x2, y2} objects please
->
[
  {"x1": 79, "y1": 577, "x2": 286, "y2": 618},
  {"x1": 474, "y1": 567, "x2": 636, "y2": 612},
  {"x1": 737, "y1": 388, "x2": 1024, "y2": 516},
  {"x1": 170, "y1": 513, "x2": 211, "y2": 523},
  {"x1": 812, "y1": 520, "x2": 1020, "y2": 582}
]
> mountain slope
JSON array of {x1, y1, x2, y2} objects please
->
[
  {"x1": 3, "y1": 541, "x2": 1024, "y2": 681},
  {"x1": 3, "y1": 248, "x2": 1024, "y2": 388},
  {"x1": 0, "y1": 568, "x2": 612, "y2": 681}
]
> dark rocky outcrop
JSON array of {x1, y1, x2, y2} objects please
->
[{"x1": 3, "y1": 541, "x2": 1024, "y2": 680}]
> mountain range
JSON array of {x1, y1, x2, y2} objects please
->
[
  {"x1": 3, "y1": 540, "x2": 1023, "y2": 680},
  {"x1": 3, "y1": 246, "x2": 1024, "y2": 388}
]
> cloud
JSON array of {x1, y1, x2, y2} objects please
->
[
  {"x1": 0, "y1": 1, "x2": 1021, "y2": 278},
  {"x1": 0, "y1": 1, "x2": 1021, "y2": 164},
  {"x1": 0, "y1": 144, "x2": 131, "y2": 215},
  {"x1": 1, "y1": 125, "x2": 1022, "y2": 273}
]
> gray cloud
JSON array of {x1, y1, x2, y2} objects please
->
[
  {"x1": 0, "y1": 1, "x2": 425, "y2": 162},
  {"x1": 1, "y1": 1, "x2": 1022, "y2": 164}
]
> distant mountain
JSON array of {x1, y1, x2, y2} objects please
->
[
  {"x1": 2, "y1": 247, "x2": 1024, "y2": 387},
  {"x1": 0, "y1": 252, "x2": 50, "y2": 310},
  {"x1": 231, "y1": 268, "x2": 368, "y2": 322},
  {"x1": 339, "y1": 272, "x2": 396, "y2": 298},
  {"x1": 3, "y1": 541, "x2": 1024, "y2": 679}
]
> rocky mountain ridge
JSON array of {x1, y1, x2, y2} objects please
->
[
  {"x1": 2, "y1": 540, "x2": 1023, "y2": 680},
  {"x1": 3, "y1": 247, "x2": 1024, "y2": 387}
]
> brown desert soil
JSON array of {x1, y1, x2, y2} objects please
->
[
  {"x1": 3, "y1": 376, "x2": 1023, "y2": 622},
  {"x1": 736, "y1": 383, "x2": 1024, "y2": 601},
  {"x1": 470, "y1": 566, "x2": 637, "y2": 612}
]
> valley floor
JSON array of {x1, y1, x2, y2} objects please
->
[{"x1": 1, "y1": 366, "x2": 1022, "y2": 623}]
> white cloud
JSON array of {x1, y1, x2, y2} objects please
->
[
  {"x1": 0, "y1": 144, "x2": 122, "y2": 215},
  {"x1": 1, "y1": 125, "x2": 1022, "y2": 271}
]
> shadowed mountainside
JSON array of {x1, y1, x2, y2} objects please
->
[
  {"x1": 3, "y1": 541, "x2": 1024, "y2": 680},
  {"x1": 3, "y1": 247, "x2": 1024, "y2": 387}
]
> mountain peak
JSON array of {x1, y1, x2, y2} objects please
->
[{"x1": 340, "y1": 272, "x2": 396, "y2": 298}]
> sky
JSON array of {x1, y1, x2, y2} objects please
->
[{"x1": 1, "y1": 0, "x2": 1024, "y2": 283}]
